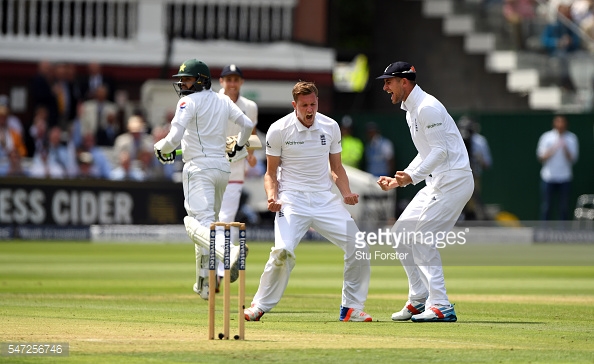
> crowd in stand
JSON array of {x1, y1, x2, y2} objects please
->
[
  {"x1": 0, "y1": 61, "x2": 180, "y2": 181},
  {"x1": 499, "y1": 0, "x2": 594, "y2": 90}
]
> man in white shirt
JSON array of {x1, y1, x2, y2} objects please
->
[
  {"x1": 216, "y1": 64, "x2": 259, "y2": 287},
  {"x1": 244, "y1": 81, "x2": 372, "y2": 322},
  {"x1": 376, "y1": 62, "x2": 474, "y2": 322},
  {"x1": 536, "y1": 114, "x2": 579, "y2": 220},
  {"x1": 153, "y1": 59, "x2": 254, "y2": 300}
]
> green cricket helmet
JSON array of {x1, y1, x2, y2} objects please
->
[{"x1": 172, "y1": 59, "x2": 212, "y2": 97}]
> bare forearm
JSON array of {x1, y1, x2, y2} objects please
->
[
  {"x1": 264, "y1": 173, "x2": 278, "y2": 201},
  {"x1": 332, "y1": 166, "x2": 352, "y2": 197}
]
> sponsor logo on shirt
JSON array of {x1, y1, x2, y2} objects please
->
[
  {"x1": 285, "y1": 141, "x2": 305, "y2": 145},
  {"x1": 427, "y1": 122, "x2": 442, "y2": 129},
  {"x1": 179, "y1": 102, "x2": 186, "y2": 110}
]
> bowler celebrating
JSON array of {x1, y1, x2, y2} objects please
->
[
  {"x1": 244, "y1": 81, "x2": 372, "y2": 322},
  {"x1": 376, "y1": 62, "x2": 473, "y2": 322}
]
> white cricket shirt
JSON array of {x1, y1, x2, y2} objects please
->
[
  {"x1": 219, "y1": 89, "x2": 259, "y2": 181},
  {"x1": 401, "y1": 85, "x2": 471, "y2": 185},
  {"x1": 158, "y1": 89, "x2": 252, "y2": 171},
  {"x1": 266, "y1": 112, "x2": 342, "y2": 192},
  {"x1": 536, "y1": 129, "x2": 579, "y2": 183}
]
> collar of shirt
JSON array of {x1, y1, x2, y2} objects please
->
[{"x1": 401, "y1": 84, "x2": 424, "y2": 112}]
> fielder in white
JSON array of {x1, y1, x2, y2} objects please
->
[
  {"x1": 244, "y1": 81, "x2": 372, "y2": 322},
  {"x1": 376, "y1": 62, "x2": 473, "y2": 322},
  {"x1": 153, "y1": 59, "x2": 254, "y2": 300},
  {"x1": 216, "y1": 64, "x2": 259, "y2": 281}
]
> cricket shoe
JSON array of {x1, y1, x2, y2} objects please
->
[
  {"x1": 192, "y1": 278, "x2": 210, "y2": 301},
  {"x1": 244, "y1": 304, "x2": 265, "y2": 321},
  {"x1": 391, "y1": 301, "x2": 426, "y2": 321},
  {"x1": 411, "y1": 304, "x2": 457, "y2": 322},
  {"x1": 339, "y1": 306, "x2": 373, "y2": 322}
]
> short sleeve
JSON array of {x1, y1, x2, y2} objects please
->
[
  {"x1": 329, "y1": 122, "x2": 342, "y2": 155},
  {"x1": 266, "y1": 124, "x2": 282, "y2": 157}
]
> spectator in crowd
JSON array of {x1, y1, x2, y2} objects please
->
[
  {"x1": 502, "y1": 0, "x2": 536, "y2": 50},
  {"x1": 30, "y1": 60, "x2": 59, "y2": 128},
  {"x1": 52, "y1": 63, "x2": 81, "y2": 129},
  {"x1": 77, "y1": 132, "x2": 113, "y2": 179},
  {"x1": 0, "y1": 95, "x2": 24, "y2": 137},
  {"x1": 43, "y1": 126, "x2": 78, "y2": 178},
  {"x1": 340, "y1": 115, "x2": 364, "y2": 169},
  {"x1": 27, "y1": 106, "x2": 50, "y2": 157},
  {"x1": 80, "y1": 84, "x2": 120, "y2": 146},
  {"x1": 457, "y1": 116, "x2": 493, "y2": 220},
  {"x1": 365, "y1": 121, "x2": 394, "y2": 177},
  {"x1": 137, "y1": 148, "x2": 162, "y2": 180},
  {"x1": 109, "y1": 151, "x2": 146, "y2": 181},
  {"x1": 30, "y1": 126, "x2": 78, "y2": 179},
  {"x1": 545, "y1": 0, "x2": 576, "y2": 24},
  {"x1": 541, "y1": 3, "x2": 581, "y2": 91},
  {"x1": 0, "y1": 149, "x2": 28, "y2": 177},
  {"x1": 537, "y1": 114, "x2": 579, "y2": 220},
  {"x1": 0, "y1": 105, "x2": 27, "y2": 157},
  {"x1": 0, "y1": 105, "x2": 28, "y2": 175},
  {"x1": 113, "y1": 115, "x2": 154, "y2": 162},
  {"x1": 571, "y1": 0, "x2": 594, "y2": 50},
  {"x1": 80, "y1": 62, "x2": 115, "y2": 101},
  {"x1": 76, "y1": 151, "x2": 97, "y2": 179}
]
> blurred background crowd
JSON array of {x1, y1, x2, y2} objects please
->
[{"x1": 0, "y1": 60, "x2": 179, "y2": 181}]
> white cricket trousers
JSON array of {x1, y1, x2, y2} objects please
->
[
  {"x1": 393, "y1": 170, "x2": 473, "y2": 307},
  {"x1": 182, "y1": 161, "x2": 230, "y2": 283},
  {"x1": 251, "y1": 190, "x2": 370, "y2": 312}
]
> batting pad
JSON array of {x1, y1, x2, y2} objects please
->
[{"x1": 184, "y1": 216, "x2": 226, "y2": 261}]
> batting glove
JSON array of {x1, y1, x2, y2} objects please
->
[{"x1": 155, "y1": 148, "x2": 175, "y2": 164}]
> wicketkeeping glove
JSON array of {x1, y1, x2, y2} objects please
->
[
  {"x1": 227, "y1": 142, "x2": 248, "y2": 163},
  {"x1": 154, "y1": 148, "x2": 175, "y2": 165}
]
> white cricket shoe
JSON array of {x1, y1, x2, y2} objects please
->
[
  {"x1": 244, "y1": 304, "x2": 265, "y2": 321},
  {"x1": 391, "y1": 301, "x2": 426, "y2": 321},
  {"x1": 339, "y1": 306, "x2": 373, "y2": 322},
  {"x1": 411, "y1": 304, "x2": 457, "y2": 322}
]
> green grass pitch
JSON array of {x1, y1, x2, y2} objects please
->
[{"x1": 1, "y1": 241, "x2": 593, "y2": 363}]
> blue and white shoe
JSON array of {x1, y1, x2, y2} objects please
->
[
  {"x1": 339, "y1": 306, "x2": 373, "y2": 322},
  {"x1": 391, "y1": 301, "x2": 425, "y2": 321},
  {"x1": 411, "y1": 304, "x2": 457, "y2": 322}
]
